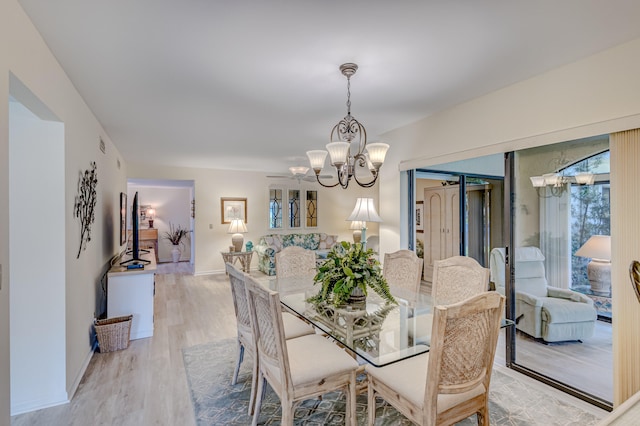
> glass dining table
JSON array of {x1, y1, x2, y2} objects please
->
[{"x1": 262, "y1": 275, "x2": 435, "y2": 367}]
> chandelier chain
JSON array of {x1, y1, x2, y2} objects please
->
[{"x1": 346, "y1": 75, "x2": 351, "y2": 115}]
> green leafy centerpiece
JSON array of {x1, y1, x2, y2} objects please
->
[{"x1": 309, "y1": 241, "x2": 396, "y2": 308}]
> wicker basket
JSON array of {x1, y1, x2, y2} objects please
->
[{"x1": 94, "y1": 315, "x2": 133, "y2": 352}]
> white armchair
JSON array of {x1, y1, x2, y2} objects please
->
[{"x1": 490, "y1": 247, "x2": 597, "y2": 343}]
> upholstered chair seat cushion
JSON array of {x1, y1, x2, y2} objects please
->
[
  {"x1": 366, "y1": 352, "x2": 486, "y2": 414},
  {"x1": 259, "y1": 334, "x2": 358, "y2": 390},
  {"x1": 282, "y1": 313, "x2": 315, "y2": 339}
]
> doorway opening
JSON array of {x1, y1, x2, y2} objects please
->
[{"x1": 127, "y1": 179, "x2": 196, "y2": 274}]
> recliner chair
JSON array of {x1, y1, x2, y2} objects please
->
[{"x1": 490, "y1": 247, "x2": 597, "y2": 343}]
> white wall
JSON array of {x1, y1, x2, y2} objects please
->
[
  {"x1": 126, "y1": 163, "x2": 378, "y2": 274},
  {"x1": 0, "y1": 0, "x2": 128, "y2": 420},
  {"x1": 127, "y1": 184, "x2": 193, "y2": 263},
  {"x1": 9, "y1": 101, "x2": 66, "y2": 413}
]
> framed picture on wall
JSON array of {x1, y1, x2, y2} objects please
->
[
  {"x1": 221, "y1": 197, "x2": 247, "y2": 224},
  {"x1": 416, "y1": 201, "x2": 424, "y2": 233},
  {"x1": 120, "y1": 192, "x2": 127, "y2": 245}
]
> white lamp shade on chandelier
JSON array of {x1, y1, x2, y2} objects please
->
[
  {"x1": 227, "y1": 218, "x2": 248, "y2": 252},
  {"x1": 575, "y1": 235, "x2": 611, "y2": 296}
]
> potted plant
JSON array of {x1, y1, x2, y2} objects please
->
[
  {"x1": 164, "y1": 223, "x2": 190, "y2": 263},
  {"x1": 309, "y1": 241, "x2": 396, "y2": 308}
]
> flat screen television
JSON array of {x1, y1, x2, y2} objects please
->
[{"x1": 120, "y1": 191, "x2": 150, "y2": 266}]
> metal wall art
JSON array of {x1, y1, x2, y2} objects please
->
[{"x1": 630, "y1": 260, "x2": 640, "y2": 303}]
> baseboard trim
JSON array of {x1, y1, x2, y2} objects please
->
[{"x1": 67, "y1": 341, "x2": 96, "y2": 402}]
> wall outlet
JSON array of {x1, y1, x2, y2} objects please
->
[{"x1": 209, "y1": 224, "x2": 213, "y2": 229}]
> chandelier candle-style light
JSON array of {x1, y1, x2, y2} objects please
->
[{"x1": 307, "y1": 63, "x2": 389, "y2": 189}]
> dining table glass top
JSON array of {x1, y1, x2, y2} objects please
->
[{"x1": 262, "y1": 275, "x2": 434, "y2": 367}]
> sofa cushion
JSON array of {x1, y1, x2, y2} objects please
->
[
  {"x1": 260, "y1": 234, "x2": 284, "y2": 252},
  {"x1": 282, "y1": 233, "x2": 319, "y2": 250},
  {"x1": 318, "y1": 233, "x2": 338, "y2": 250}
]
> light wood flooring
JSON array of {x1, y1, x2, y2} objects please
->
[
  {"x1": 495, "y1": 320, "x2": 613, "y2": 403},
  {"x1": 11, "y1": 264, "x2": 606, "y2": 425}
]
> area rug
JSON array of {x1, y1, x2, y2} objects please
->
[{"x1": 183, "y1": 339, "x2": 600, "y2": 425}]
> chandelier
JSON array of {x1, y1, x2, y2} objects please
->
[
  {"x1": 307, "y1": 63, "x2": 389, "y2": 189},
  {"x1": 530, "y1": 171, "x2": 595, "y2": 198}
]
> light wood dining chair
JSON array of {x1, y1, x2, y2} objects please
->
[
  {"x1": 275, "y1": 246, "x2": 317, "y2": 278},
  {"x1": 411, "y1": 255, "x2": 490, "y2": 344},
  {"x1": 383, "y1": 249, "x2": 424, "y2": 294},
  {"x1": 366, "y1": 291, "x2": 505, "y2": 426},
  {"x1": 226, "y1": 263, "x2": 315, "y2": 415},
  {"x1": 244, "y1": 274, "x2": 359, "y2": 426},
  {"x1": 431, "y1": 255, "x2": 490, "y2": 305}
]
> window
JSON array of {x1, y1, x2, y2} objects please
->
[{"x1": 563, "y1": 150, "x2": 611, "y2": 316}]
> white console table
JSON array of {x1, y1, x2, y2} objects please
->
[{"x1": 107, "y1": 250, "x2": 157, "y2": 340}]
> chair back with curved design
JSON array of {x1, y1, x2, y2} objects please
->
[
  {"x1": 275, "y1": 246, "x2": 316, "y2": 278},
  {"x1": 432, "y1": 256, "x2": 489, "y2": 306},
  {"x1": 383, "y1": 249, "x2": 423, "y2": 294},
  {"x1": 424, "y1": 291, "x2": 505, "y2": 425}
]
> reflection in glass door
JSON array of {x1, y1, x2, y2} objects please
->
[{"x1": 506, "y1": 140, "x2": 612, "y2": 409}]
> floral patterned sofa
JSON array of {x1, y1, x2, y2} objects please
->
[{"x1": 255, "y1": 233, "x2": 338, "y2": 276}]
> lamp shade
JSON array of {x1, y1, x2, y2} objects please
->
[
  {"x1": 146, "y1": 208, "x2": 155, "y2": 219},
  {"x1": 543, "y1": 173, "x2": 560, "y2": 186},
  {"x1": 530, "y1": 176, "x2": 546, "y2": 187},
  {"x1": 289, "y1": 166, "x2": 309, "y2": 176},
  {"x1": 574, "y1": 172, "x2": 595, "y2": 185},
  {"x1": 306, "y1": 150, "x2": 328, "y2": 170},
  {"x1": 347, "y1": 198, "x2": 382, "y2": 223},
  {"x1": 326, "y1": 142, "x2": 350, "y2": 166},
  {"x1": 575, "y1": 235, "x2": 611, "y2": 261},
  {"x1": 227, "y1": 218, "x2": 247, "y2": 234},
  {"x1": 365, "y1": 142, "x2": 389, "y2": 167}
]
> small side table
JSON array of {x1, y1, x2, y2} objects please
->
[{"x1": 221, "y1": 251, "x2": 253, "y2": 273}]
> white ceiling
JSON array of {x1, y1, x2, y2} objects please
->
[{"x1": 17, "y1": 0, "x2": 640, "y2": 174}]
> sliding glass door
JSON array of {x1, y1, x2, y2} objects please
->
[
  {"x1": 410, "y1": 141, "x2": 612, "y2": 409},
  {"x1": 506, "y1": 137, "x2": 612, "y2": 409}
]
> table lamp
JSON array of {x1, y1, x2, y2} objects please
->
[
  {"x1": 228, "y1": 218, "x2": 248, "y2": 252},
  {"x1": 350, "y1": 221, "x2": 367, "y2": 243},
  {"x1": 146, "y1": 208, "x2": 155, "y2": 228},
  {"x1": 346, "y1": 198, "x2": 382, "y2": 248},
  {"x1": 575, "y1": 235, "x2": 611, "y2": 295}
]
